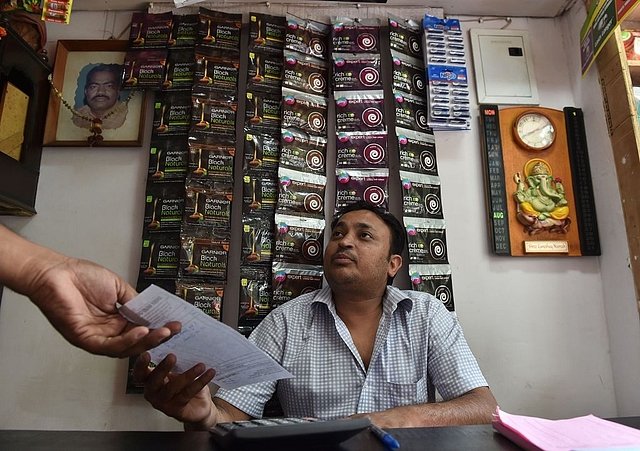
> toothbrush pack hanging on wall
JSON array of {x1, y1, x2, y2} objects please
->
[{"x1": 422, "y1": 14, "x2": 470, "y2": 131}]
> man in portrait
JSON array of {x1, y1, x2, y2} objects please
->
[{"x1": 72, "y1": 63, "x2": 128, "y2": 130}]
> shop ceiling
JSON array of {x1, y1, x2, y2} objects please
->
[{"x1": 76, "y1": 0, "x2": 579, "y2": 18}]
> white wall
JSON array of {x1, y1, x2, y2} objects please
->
[{"x1": 0, "y1": 3, "x2": 638, "y2": 430}]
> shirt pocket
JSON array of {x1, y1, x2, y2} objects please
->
[{"x1": 385, "y1": 375, "x2": 429, "y2": 406}]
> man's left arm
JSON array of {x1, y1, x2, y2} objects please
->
[
  {"x1": 350, "y1": 386, "x2": 497, "y2": 428},
  {"x1": 351, "y1": 293, "x2": 498, "y2": 428}
]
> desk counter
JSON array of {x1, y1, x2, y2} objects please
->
[{"x1": 2, "y1": 417, "x2": 638, "y2": 451}]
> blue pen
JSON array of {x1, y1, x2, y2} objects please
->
[{"x1": 370, "y1": 424, "x2": 400, "y2": 449}]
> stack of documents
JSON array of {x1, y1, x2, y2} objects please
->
[
  {"x1": 118, "y1": 285, "x2": 293, "y2": 389},
  {"x1": 493, "y1": 408, "x2": 640, "y2": 451}
]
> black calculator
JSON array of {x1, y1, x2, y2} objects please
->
[{"x1": 209, "y1": 417, "x2": 371, "y2": 450}]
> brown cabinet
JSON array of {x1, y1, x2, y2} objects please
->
[{"x1": 0, "y1": 19, "x2": 51, "y2": 215}]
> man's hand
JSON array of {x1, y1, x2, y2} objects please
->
[
  {"x1": 349, "y1": 387, "x2": 497, "y2": 428},
  {"x1": 0, "y1": 225, "x2": 180, "y2": 357},
  {"x1": 133, "y1": 352, "x2": 217, "y2": 429},
  {"x1": 26, "y1": 256, "x2": 181, "y2": 357}
]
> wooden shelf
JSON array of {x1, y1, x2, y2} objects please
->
[
  {"x1": 599, "y1": 28, "x2": 640, "y2": 307},
  {"x1": 628, "y1": 60, "x2": 640, "y2": 86}
]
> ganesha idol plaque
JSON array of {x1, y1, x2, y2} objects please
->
[{"x1": 479, "y1": 105, "x2": 600, "y2": 257}]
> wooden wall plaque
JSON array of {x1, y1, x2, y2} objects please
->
[{"x1": 479, "y1": 105, "x2": 600, "y2": 257}]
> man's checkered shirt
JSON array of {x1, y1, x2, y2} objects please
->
[{"x1": 215, "y1": 285, "x2": 488, "y2": 419}]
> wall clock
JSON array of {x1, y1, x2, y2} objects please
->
[
  {"x1": 478, "y1": 105, "x2": 600, "y2": 257},
  {"x1": 513, "y1": 110, "x2": 556, "y2": 151}
]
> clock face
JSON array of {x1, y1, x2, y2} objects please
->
[{"x1": 513, "y1": 111, "x2": 556, "y2": 151}]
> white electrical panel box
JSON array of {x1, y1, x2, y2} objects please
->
[{"x1": 469, "y1": 29, "x2": 539, "y2": 105}]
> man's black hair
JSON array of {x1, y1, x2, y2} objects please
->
[
  {"x1": 331, "y1": 200, "x2": 406, "y2": 257},
  {"x1": 85, "y1": 63, "x2": 123, "y2": 88}
]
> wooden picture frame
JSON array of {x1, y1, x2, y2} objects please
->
[
  {"x1": 44, "y1": 40, "x2": 147, "y2": 147},
  {"x1": 0, "y1": 19, "x2": 51, "y2": 216}
]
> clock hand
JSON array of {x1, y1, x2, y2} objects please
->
[{"x1": 521, "y1": 124, "x2": 552, "y2": 139}]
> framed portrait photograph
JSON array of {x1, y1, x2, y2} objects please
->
[{"x1": 44, "y1": 40, "x2": 147, "y2": 147}]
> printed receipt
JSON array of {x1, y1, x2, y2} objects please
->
[{"x1": 118, "y1": 285, "x2": 293, "y2": 389}]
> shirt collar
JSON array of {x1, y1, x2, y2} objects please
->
[
  {"x1": 311, "y1": 285, "x2": 413, "y2": 315},
  {"x1": 312, "y1": 285, "x2": 335, "y2": 312},
  {"x1": 383, "y1": 285, "x2": 414, "y2": 315}
]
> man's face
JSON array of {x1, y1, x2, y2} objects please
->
[
  {"x1": 85, "y1": 71, "x2": 119, "y2": 116},
  {"x1": 323, "y1": 209, "x2": 402, "y2": 293}
]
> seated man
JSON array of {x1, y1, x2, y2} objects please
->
[{"x1": 134, "y1": 201, "x2": 497, "y2": 429}]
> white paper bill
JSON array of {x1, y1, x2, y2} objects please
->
[{"x1": 118, "y1": 285, "x2": 293, "y2": 389}]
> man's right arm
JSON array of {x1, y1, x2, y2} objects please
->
[
  {"x1": 133, "y1": 352, "x2": 250, "y2": 430},
  {"x1": 184, "y1": 398, "x2": 251, "y2": 431}
]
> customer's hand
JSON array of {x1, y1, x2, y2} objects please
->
[
  {"x1": 0, "y1": 224, "x2": 180, "y2": 357},
  {"x1": 28, "y1": 256, "x2": 181, "y2": 357}
]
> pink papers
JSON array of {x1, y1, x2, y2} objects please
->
[{"x1": 493, "y1": 408, "x2": 640, "y2": 451}]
